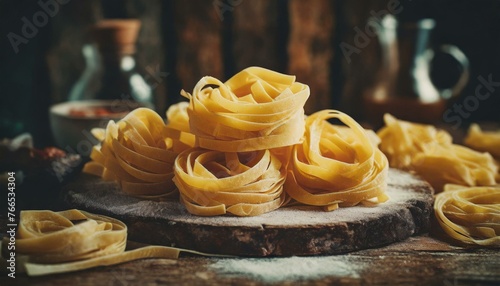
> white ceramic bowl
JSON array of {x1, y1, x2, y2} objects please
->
[{"x1": 49, "y1": 100, "x2": 142, "y2": 155}]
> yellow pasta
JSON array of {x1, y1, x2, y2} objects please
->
[
  {"x1": 173, "y1": 148, "x2": 287, "y2": 216},
  {"x1": 166, "y1": 101, "x2": 191, "y2": 133},
  {"x1": 378, "y1": 114, "x2": 497, "y2": 192},
  {"x1": 465, "y1": 124, "x2": 500, "y2": 158},
  {"x1": 411, "y1": 144, "x2": 497, "y2": 191},
  {"x1": 1, "y1": 209, "x2": 228, "y2": 276},
  {"x1": 83, "y1": 67, "x2": 392, "y2": 217},
  {"x1": 434, "y1": 184, "x2": 500, "y2": 246},
  {"x1": 83, "y1": 108, "x2": 191, "y2": 199},
  {"x1": 180, "y1": 66, "x2": 309, "y2": 152},
  {"x1": 377, "y1": 114, "x2": 452, "y2": 169},
  {"x1": 465, "y1": 124, "x2": 500, "y2": 182},
  {"x1": 284, "y1": 110, "x2": 389, "y2": 211},
  {"x1": 165, "y1": 101, "x2": 196, "y2": 152}
]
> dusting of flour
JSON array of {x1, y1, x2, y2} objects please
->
[{"x1": 211, "y1": 256, "x2": 364, "y2": 283}]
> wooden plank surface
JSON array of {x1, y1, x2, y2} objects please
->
[
  {"x1": 1, "y1": 233, "x2": 498, "y2": 285},
  {"x1": 337, "y1": 0, "x2": 387, "y2": 119},
  {"x1": 174, "y1": 0, "x2": 224, "y2": 93},
  {"x1": 231, "y1": 0, "x2": 286, "y2": 73},
  {"x1": 287, "y1": 0, "x2": 335, "y2": 114}
]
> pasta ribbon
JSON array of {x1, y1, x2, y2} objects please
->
[
  {"x1": 83, "y1": 107, "x2": 193, "y2": 199},
  {"x1": 173, "y1": 148, "x2": 287, "y2": 216},
  {"x1": 284, "y1": 110, "x2": 389, "y2": 211},
  {"x1": 180, "y1": 66, "x2": 309, "y2": 152},
  {"x1": 465, "y1": 124, "x2": 500, "y2": 182},
  {"x1": 166, "y1": 101, "x2": 191, "y2": 133},
  {"x1": 434, "y1": 184, "x2": 500, "y2": 246},
  {"x1": 165, "y1": 101, "x2": 196, "y2": 150},
  {"x1": 377, "y1": 114, "x2": 452, "y2": 169},
  {"x1": 378, "y1": 114, "x2": 497, "y2": 192},
  {"x1": 0, "y1": 209, "x2": 229, "y2": 276},
  {"x1": 465, "y1": 124, "x2": 500, "y2": 158}
]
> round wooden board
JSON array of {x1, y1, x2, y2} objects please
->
[{"x1": 62, "y1": 168, "x2": 434, "y2": 256}]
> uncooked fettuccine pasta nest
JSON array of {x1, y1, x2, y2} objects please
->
[
  {"x1": 173, "y1": 148, "x2": 287, "y2": 216},
  {"x1": 284, "y1": 110, "x2": 389, "y2": 211},
  {"x1": 434, "y1": 184, "x2": 500, "y2": 246},
  {"x1": 83, "y1": 108, "x2": 194, "y2": 199},
  {"x1": 180, "y1": 66, "x2": 309, "y2": 152}
]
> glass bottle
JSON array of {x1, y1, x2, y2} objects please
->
[{"x1": 68, "y1": 19, "x2": 154, "y2": 109}]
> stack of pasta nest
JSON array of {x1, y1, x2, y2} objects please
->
[
  {"x1": 85, "y1": 67, "x2": 389, "y2": 217},
  {"x1": 84, "y1": 66, "x2": 499, "y2": 246}
]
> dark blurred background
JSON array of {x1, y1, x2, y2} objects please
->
[{"x1": 1, "y1": 0, "x2": 499, "y2": 147}]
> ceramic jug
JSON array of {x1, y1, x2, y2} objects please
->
[{"x1": 363, "y1": 15, "x2": 469, "y2": 125}]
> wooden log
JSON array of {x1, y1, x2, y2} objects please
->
[
  {"x1": 287, "y1": 0, "x2": 335, "y2": 114},
  {"x1": 174, "y1": 0, "x2": 224, "y2": 92},
  {"x1": 62, "y1": 168, "x2": 433, "y2": 257}
]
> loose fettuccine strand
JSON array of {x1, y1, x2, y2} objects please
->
[
  {"x1": 377, "y1": 114, "x2": 497, "y2": 192},
  {"x1": 377, "y1": 113, "x2": 453, "y2": 169},
  {"x1": 181, "y1": 66, "x2": 309, "y2": 152},
  {"x1": 285, "y1": 110, "x2": 389, "y2": 211},
  {"x1": 465, "y1": 124, "x2": 500, "y2": 182},
  {"x1": 83, "y1": 107, "x2": 193, "y2": 199},
  {"x1": 434, "y1": 184, "x2": 500, "y2": 246},
  {"x1": 0, "y1": 209, "x2": 227, "y2": 276},
  {"x1": 465, "y1": 124, "x2": 500, "y2": 158},
  {"x1": 173, "y1": 148, "x2": 287, "y2": 216}
]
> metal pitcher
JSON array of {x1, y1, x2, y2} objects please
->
[{"x1": 363, "y1": 15, "x2": 469, "y2": 125}]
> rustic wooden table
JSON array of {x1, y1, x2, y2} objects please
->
[
  {"x1": 1, "y1": 230, "x2": 499, "y2": 286},
  {"x1": 1, "y1": 124, "x2": 499, "y2": 285}
]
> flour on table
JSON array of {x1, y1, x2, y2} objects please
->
[{"x1": 211, "y1": 256, "x2": 364, "y2": 282}]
